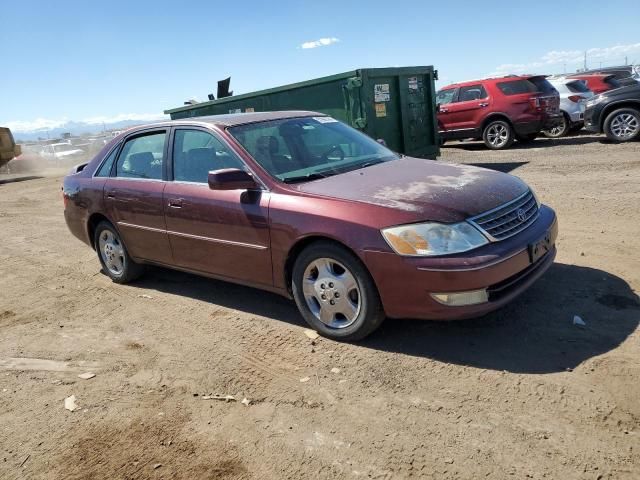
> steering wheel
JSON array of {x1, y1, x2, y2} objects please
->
[{"x1": 320, "y1": 144, "x2": 345, "y2": 162}]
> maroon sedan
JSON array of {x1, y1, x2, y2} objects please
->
[{"x1": 63, "y1": 111, "x2": 557, "y2": 340}]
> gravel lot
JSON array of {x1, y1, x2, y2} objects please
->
[{"x1": 1, "y1": 133, "x2": 639, "y2": 479}]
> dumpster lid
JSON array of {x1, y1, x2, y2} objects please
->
[{"x1": 188, "y1": 110, "x2": 323, "y2": 127}]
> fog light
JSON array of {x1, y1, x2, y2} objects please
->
[{"x1": 431, "y1": 289, "x2": 488, "y2": 306}]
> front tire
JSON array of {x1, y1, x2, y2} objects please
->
[
  {"x1": 94, "y1": 221, "x2": 144, "y2": 283},
  {"x1": 482, "y1": 120, "x2": 514, "y2": 150},
  {"x1": 603, "y1": 108, "x2": 640, "y2": 142},
  {"x1": 292, "y1": 242, "x2": 385, "y2": 341}
]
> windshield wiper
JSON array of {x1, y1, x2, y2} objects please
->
[{"x1": 281, "y1": 172, "x2": 329, "y2": 184}]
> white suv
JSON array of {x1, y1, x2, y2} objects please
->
[{"x1": 543, "y1": 77, "x2": 594, "y2": 137}]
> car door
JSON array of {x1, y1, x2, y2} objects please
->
[
  {"x1": 436, "y1": 88, "x2": 458, "y2": 134},
  {"x1": 163, "y1": 127, "x2": 272, "y2": 288},
  {"x1": 443, "y1": 84, "x2": 490, "y2": 132},
  {"x1": 103, "y1": 129, "x2": 173, "y2": 265}
]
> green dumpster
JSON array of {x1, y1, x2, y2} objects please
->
[{"x1": 164, "y1": 67, "x2": 439, "y2": 158}]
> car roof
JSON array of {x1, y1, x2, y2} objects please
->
[
  {"x1": 124, "y1": 110, "x2": 324, "y2": 133},
  {"x1": 439, "y1": 74, "x2": 544, "y2": 90}
]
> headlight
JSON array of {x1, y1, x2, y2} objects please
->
[
  {"x1": 381, "y1": 222, "x2": 489, "y2": 256},
  {"x1": 585, "y1": 96, "x2": 605, "y2": 108}
]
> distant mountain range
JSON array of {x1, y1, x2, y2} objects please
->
[{"x1": 12, "y1": 116, "x2": 167, "y2": 142}]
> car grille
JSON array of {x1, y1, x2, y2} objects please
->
[{"x1": 469, "y1": 190, "x2": 539, "y2": 240}]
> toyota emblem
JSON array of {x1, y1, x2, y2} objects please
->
[{"x1": 516, "y1": 209, "x2": 526, "y2": 222}]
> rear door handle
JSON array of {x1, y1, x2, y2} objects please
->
[
  {"x1": 479, "y1": 103, "x2": 489, "y2": 107},
  {"x1": 439, "y1": 108, "x2": 449, "y2": 113},
  {"x1": 106, "y1": 190, "x2": 116, "y2": 199},
  {"x1": 168, "y1": 198, "x2": 183, "y2": 208}
]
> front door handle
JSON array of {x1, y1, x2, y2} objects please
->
[
  {"x1": 106, "y1": 190, "x2": 116, "y2": 199},
  {"x1": 168, "y1": 198, "x2": 183, "y2": 208}
]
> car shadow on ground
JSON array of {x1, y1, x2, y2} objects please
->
[
  {"x1": 444, "y1": 132, "x2": 615, "y2": 151},
  {"x1": 364, "y1": 263, "x2": 639, "y2": 373},
  {"x1": 131, "y1": 262, "x2": 639, "y2": 375},
  {"x1": 467, "y1": 162, "x2": 529, "y2": 173}
]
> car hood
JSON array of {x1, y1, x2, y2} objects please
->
[{"x1": 295, "y1": 157, "x2": 529, "y2": 223}]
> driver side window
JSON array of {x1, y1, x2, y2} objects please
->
[
  {"x1": 173, "y1": 129, "x2": 245, "y2": 183},
  {"x1": 436, "y1": 89, "x2": 456, "y2": 105}
]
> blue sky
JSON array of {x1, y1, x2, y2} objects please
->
[{"x1": 1, "y1": 0, "x2": 639, "y2": 132}]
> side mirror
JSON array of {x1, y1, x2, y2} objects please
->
[
  {"x1": 376, "y1": 138, "x2": 387, "y2": 146},
  {"x1": 208, "y1": 168, "x2": 258, "y2": 190}
]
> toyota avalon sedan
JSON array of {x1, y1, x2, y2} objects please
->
[{"x1": 63, "y1": 111, "x2": 557, "y2": 341}]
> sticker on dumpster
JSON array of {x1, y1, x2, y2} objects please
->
[
  {"x1": 375, "y1": 103, "x2": 387, "y2": 118},
  {"x1": 245, "y1": 107, "x2": 255, "y2": 112},
  {"x1": 313, "y1": 116, "x2": 338, "y2": 123},
  {"x1": 229, "y1": 108, "x2": 242, "y2": 114},
  {"x1": 374, "y1": 84, "x2": 390, "y2": 102},
  {"x1": 408, "y1": 77, "x2": 419, "y2": 91}
]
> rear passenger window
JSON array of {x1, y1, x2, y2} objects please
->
[
  {"x1": 115, "y1": 132, "x2": 166, "y2": 180},
  {"x1": 173, "y1": 129, "x2": 245, "y2": 183},
  {"x1": 497, "y1": 80, "x2": 537, "y2": 95},
  {"x1": 457, "y1": 85, "x2": 488, "y2": 102},
  {"x1": 95, "y1": 145, "x2": 119, "y2": 177}
]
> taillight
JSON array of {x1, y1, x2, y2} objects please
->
[
  {"x1": 568, "y1": 95, "x2": 584, "y2": 103},
  {"x1": 529, "y1": 97, "x2": 541, "y2": 111}
]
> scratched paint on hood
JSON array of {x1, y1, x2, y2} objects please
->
[
  {"x1": 373, "y1": 164, "x2": 486, "y2": 212},
  {"x1": 296, "y1": 157, "x2": 529, "y2": 223}
]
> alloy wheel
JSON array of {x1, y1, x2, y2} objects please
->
[
  {"x1": 610, "y1": 113, "x2": 639, "y2": 139},
  {"x1": 98, "y1": 230, "x2": 125, "y2": 276},
  {"x1": 302, "y1": 258, "x2": 361, "y2": 329},
  {"x1": 545, "y1": 116, "x2": 568, "y2": 137},
  {"x1": 486, "y1": 124, "x2": 509, "y2": 148}
]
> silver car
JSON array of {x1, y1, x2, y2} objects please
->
[{"x1": 544, "y1": 77, "x2": 595, "y2": 137}]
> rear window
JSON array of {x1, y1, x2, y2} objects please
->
[
  {"x1": 566, "y1": 80, "x2": 591, "y2": 93},
  {"x1": 605, "y1": 77, "x2": 621, "y2": 88},
  {"x1": 528, "y1": 77, "x2": 557, "y2": 94},
  {"x1": 496, "y1": 79, "x2": 537, "y2": 95}
]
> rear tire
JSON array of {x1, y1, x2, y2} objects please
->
[
  {"x1": 542, "y1": 114, "x2": 569, "y2": 138},
  {"x1": 482, "y1": 120, "x2": 514, "y2": 150},
  {"x1": 603, "y1": 108, "x2": 640, "y2": 142},
  {"x1": 94, "y1": 221, "x2": 144, "y2": 284},
  {"x1": 292, "y1": 241, "x2": 385, "y2": 341}
]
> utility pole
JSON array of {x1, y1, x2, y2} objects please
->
[
  {"x1": 584, "y1": 51, "x2": 588, "y2": 71},
  {"x1": 625, "y1": 56, "x2": 628, "y2": 65}
]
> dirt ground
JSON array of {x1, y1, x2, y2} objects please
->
[{"x1": 1, "y1": 133, "x2": 639, "y2": 479}]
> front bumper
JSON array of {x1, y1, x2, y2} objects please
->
[
  {"x1": 363, "y1": 205, "x2": 558, "y2": 320},
  {"x1": 583, "y1": 105, "x2": 602, "y2": 132}
]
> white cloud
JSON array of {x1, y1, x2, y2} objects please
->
[
  {"x1": 5, "y1": 113, "x2": 166, "y2": 133},
  {"x1": 489, "y1": 42, "x2": 640, "y2": 77},
  {"x1": 301, "y1": 37, "x2": 340, "y2": 49}
]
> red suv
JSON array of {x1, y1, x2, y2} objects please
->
[
  {"x1": 436, "y1": 75, "x2": 561, "y2": 149},
  {"x1": 566, "y1": 73, "x2": 621, "y2": 94}
]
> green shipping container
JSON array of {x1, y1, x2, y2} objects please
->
[{"x1": 164, "y1": 67, "x2": 439, "y2": 158}]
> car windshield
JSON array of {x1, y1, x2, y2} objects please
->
[{"x1": 228, "y1": 116, "x2": 400, "y2": 183}]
